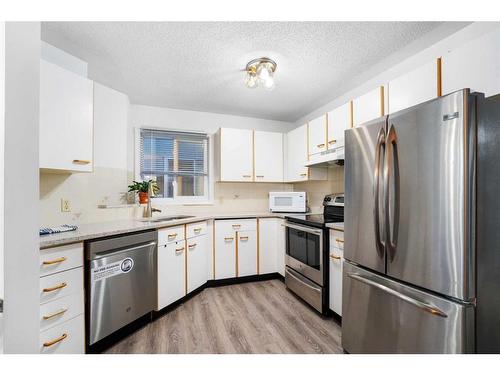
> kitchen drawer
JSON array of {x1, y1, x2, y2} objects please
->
[
  {"x1": 40, "y1": 292, "x2": 84, "y2": 332},
  {"x1": 215, "y1": 219, "x2": 257, "y2": 234},
  {"x1": 158, "y1": 225, "x2": 185, "y2": 245},
  {"x1": 186, "y1": 221, "x2": 208, "y2": 238},
  {"x1": 40, "y1": 242, "x2": 83, "y2": 277},
  {"x1": 39, "y1": 314, "x2": 85, "y2": 354},
  {"x1": 330, "y1": 229, "x2": 344, "y2": 250},
  {"x1": 40, "y1": 267, "x2": 83, "y2": 305}
]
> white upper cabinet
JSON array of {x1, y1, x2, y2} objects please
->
[
  {"x1": 327, "y1": 102, "x2": 351, "y2": 148},
  {"x1": 352, "y1": 86, "x2": 386, "y2": 127},
  {"x1": 442, "y1": 28, "x2": 500, "y2": 98},
  {"x1": 388, "y1": 59, "x2": 439, "y2": 114},
  {"x1": 308, "y1": 114, "x2": 327, "y2": 155},
  {"x1": 217, "y1": 128, "x2": 254, "y2": 182},
  {"x1": 285, "y1": 124, "x2": 308, "y2": 181},
  {"x1": 254, "y1": 131, "x2": 283, "y2": 182},
  {"x1": 39, "y1": 60, "x2": 94, "y2": 172}
]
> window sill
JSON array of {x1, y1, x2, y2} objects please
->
[{"x1": 149, "y1": 198, "x2": 215, "y2": 206}]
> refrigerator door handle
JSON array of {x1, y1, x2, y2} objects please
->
[
  {"x1": 385, "y1": 123, "x2": 400, "y2": 262},
  {"x1": 373, "y1": 127, "x2": 386, "y2": 258},
  {"x1": 347, "y1": 273, "x2": 448, "y2": 318}
]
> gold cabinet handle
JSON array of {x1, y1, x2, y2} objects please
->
[
  {"x1": 232, "y1": 224, "x2": 241, "y2": 228},
  {"x1": 336, "y1": 238, "x2": 344, "y2": 243},
  {"x1": 328, "y1": 139, "x2": 337, "y2": 145},
  {"x1": 317, "y1": 143, "x2": 325, "y2": 148},
  {"x1": 43, "y1": 308, "x2": 68, "y2": 320},
  {"x1": 175, "y1": 247, "x2": 185, "y2": 253},
  {"x1": 224, "y1": 237, "x2": 234, "y2": 241},
  {"x1": 239, "y1": 236, "x2": 249, "y2": 241},
  {"x1": 72, "y1": 159, "x2": 90, "y2": 165},
  {"x1": 167, "y1": 233, "x2": 178, "y2": 239},
  {"x1": 193, "y1": 228, "x2": 202, "y2": 233},
  {"x1": 330, "y1": 255, "x2": 341, "y2": 260},
  {"x1": 43, "y1": 282, "x2": 67, "y2": 293},
  {"x1": 242, "y1": 175, "x2": 252, "y2": 178},
  {"x1": 256, "y1": 175, "x2": 264, "y2": 178},
  {"x1": 43, "y1": 333, "x2": 68, "y2": 347},
  {"x1": 188, "y1": 243, "x2": 197, "y2": 248},
  {"x1": 42, "y1": 257, "x2": 67, "y2": 266},
  {"x1": 300, "y1": 173, "x2": 307, "y2": 177}
]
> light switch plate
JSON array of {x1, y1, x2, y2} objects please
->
[{"x1": 61, "y1": 198, "x2": 71, "y2": 212}]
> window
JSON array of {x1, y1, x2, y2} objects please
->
[{"x1": 138, "y1": 129, "x2": 210, "y2": 203}]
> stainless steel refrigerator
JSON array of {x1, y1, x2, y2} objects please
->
[{"x1": 343, "y1": 89, "x2": 500, "y2": 354}]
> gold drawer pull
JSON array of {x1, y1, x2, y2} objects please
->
[
  {"x1": 232, "y1": 224, "x2": 241, "y2": 228},
  {"x1": 300, "y1": 173, "x2": 307, "y2": 177},
  {"x1": 193, "y1": 228, "x2": 202, "y2": 233},
  {"x1": 317, "y1": 143, "x2": 325, "y2": 148},
  {"x1": 336, "y1": 238, "x2": 344, "y2": 243},
  {"x1": 72, "y1": 159, "x2": 90, "y2": 165},
  {"x1": 242, "y1": 175, "x2": 252, "y2": 178},
  {"x1": 43, "y1": 333, "x2": 68, "y2": 347},
  {"x1": 188, "y1": 243, "x2": 197, "y2": 248},
  {"x1": 239, "y1": 236, "x2": 249, "y2": 241},
  {"x1": 328, "y1": 139, "x2": 337, "y2": 145},
  {"x1": 256, "y1": 175, "x2": 264, "y2": 178},
  {"x1": 175, "y1": 247, "x2": 185, "y2": 253},
  {"x1": 224, "y1": 237, "x2": 234, "y2": 241},
  {"x1": 167, "y1": 233, "x2": 178, "y2": 239},
  {"x1": 330, "y1": 255, "x2": 341, "y2": 261},
  {"x1": 42, "y1": 257, "x2": 67, "y2": 266},
  {"x1": 43, "y1": 282, "x2": 67, "y2": 293},
  {"x1": 43, "y1": 308, "x2": 68, "y2": 320}
]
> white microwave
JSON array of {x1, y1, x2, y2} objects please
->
[{"x1": 269, "y1": 192, "x2": 307, "y2": 213}]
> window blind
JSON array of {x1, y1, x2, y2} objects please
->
[{"x1": 140, "y1": 129, "x2": 208, "y2": 177}]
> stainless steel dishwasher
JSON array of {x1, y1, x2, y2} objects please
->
[{"x1": 86, "y1": 230, "x2": 157, "y2": 346}]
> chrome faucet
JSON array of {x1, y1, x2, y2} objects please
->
[{"x1": 145, "y1": 182, "x2": 162, "y2": 218}]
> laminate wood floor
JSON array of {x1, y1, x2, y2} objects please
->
[{"x1": 105, "y1": 279, "x2": 343, "y2": 354}]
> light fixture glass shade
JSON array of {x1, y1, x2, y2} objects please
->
[
  {"x1": 245, "y1": 73, "x2": 258, "y2": 89},
  {"x1": 257, "y1": 62, "x2": 272, "y2": 81},
  {"x1": 262, "y1": 75, "x2": 275, "y2": 91}
]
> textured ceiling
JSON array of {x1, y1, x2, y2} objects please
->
[{"x1": 42, "y1": 22, "x2": 454, "y2": 122}]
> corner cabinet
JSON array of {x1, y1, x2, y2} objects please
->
[
  {"x1": 39, "y1": 60, "x2": 94, "y2": 173},
  {"x1": 215, "y1": 128, "x2": 284, "y2": 182}
]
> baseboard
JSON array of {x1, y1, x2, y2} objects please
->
[{"x1": 206, "y1": 272, "x2": 283, "y2": 288}]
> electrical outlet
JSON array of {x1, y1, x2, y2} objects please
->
[{"x1": 61, "y1": 198, "x2": 71, "y2": 212}]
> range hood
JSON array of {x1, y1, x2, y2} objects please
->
[{"x1": 305, "y1": 146, "x2": 344, "y2": 167}]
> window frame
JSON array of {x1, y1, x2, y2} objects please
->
[{"x1": 134, "y1": 127, "x2": 214, "y2": 205}]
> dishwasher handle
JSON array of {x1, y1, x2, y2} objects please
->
[{"x1": 91, "y1": 241, "x2": 157, "y2": 260}]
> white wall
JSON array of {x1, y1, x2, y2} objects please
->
[
  {"x1": 0, "y1": 20, "x2": 5, "y2": 354},
  {"x1": 41, "y1": 41, "x2": 87, "y2": 77},
  {"x1": 295, "y1": 22, "x2": 500, "y2": 126},
  {"x1": 3, "y1": 22, "x2": 40, "y2": 353}
]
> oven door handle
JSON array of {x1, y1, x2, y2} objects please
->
[
  {"x1": 282, "y1": 222, "x2": 324, "y2": 236},
  {"x1": 286, "y1": 267, "x2": 322, "y2": 293}
]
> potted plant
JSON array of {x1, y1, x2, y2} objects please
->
[{"x1": 128, "y1": 180, "x2": 159, "y2": 204}]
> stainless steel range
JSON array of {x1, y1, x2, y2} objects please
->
[{"x1": 284, "y1": 194, "x2": 344, "y2": 314}]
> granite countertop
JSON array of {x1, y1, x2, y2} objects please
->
[
  {"x1": 40, "y1": 212, "x2": 294, "y2": 249},
  {"x1": 326, "y1": 222, "x2": 344, "y2": 231}
]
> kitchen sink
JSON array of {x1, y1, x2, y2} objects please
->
[{"x1": 138, "y1": 215, "x2": 195, "y2": 223}]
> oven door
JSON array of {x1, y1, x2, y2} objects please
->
[{"x1": 284, "y1": 222, "x2": 324, "y2": 285}]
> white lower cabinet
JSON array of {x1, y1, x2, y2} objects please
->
[
  {"x1": 329, "y1": 230, "x2": 344, "y2": 316},
  {"x1": 187, "y1": 233, "x2": 209, "y2": 293},
  {"x1": 258, "y1": 218, "x2": 278, "y2": 274},
  {"x1": 157, "y1": 239, "x2": 186, "y2": 310},
  {"x1": 276, "y1": 219, "x2": 286, "y2": 277},
  {"x1": 39, "y1": 243, "x2": 85, "y2": 354},
  {"x1": 214, "y1": 219, "x2": 257, "y2": 279},
  {"x1": 237, "y1": 231, "x2": 257, "y2": 277},
  {"x1": 39, "y1": 315, "x2": 85, "y2": 354}
]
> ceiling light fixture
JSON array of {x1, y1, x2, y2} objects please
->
[{"x1": 244, "y1": 57, "x2": 277, "y2": 91}]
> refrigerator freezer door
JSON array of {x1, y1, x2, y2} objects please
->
[
  {"x1": 344, "y1": 117, "x2": 387, "y2": 274},
  {"x1": 342, "y1": 261, "x2": 475, "y2": 354},
  {"x1": 385, "y1": 90, "x2": 473, "y2": 301}
]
